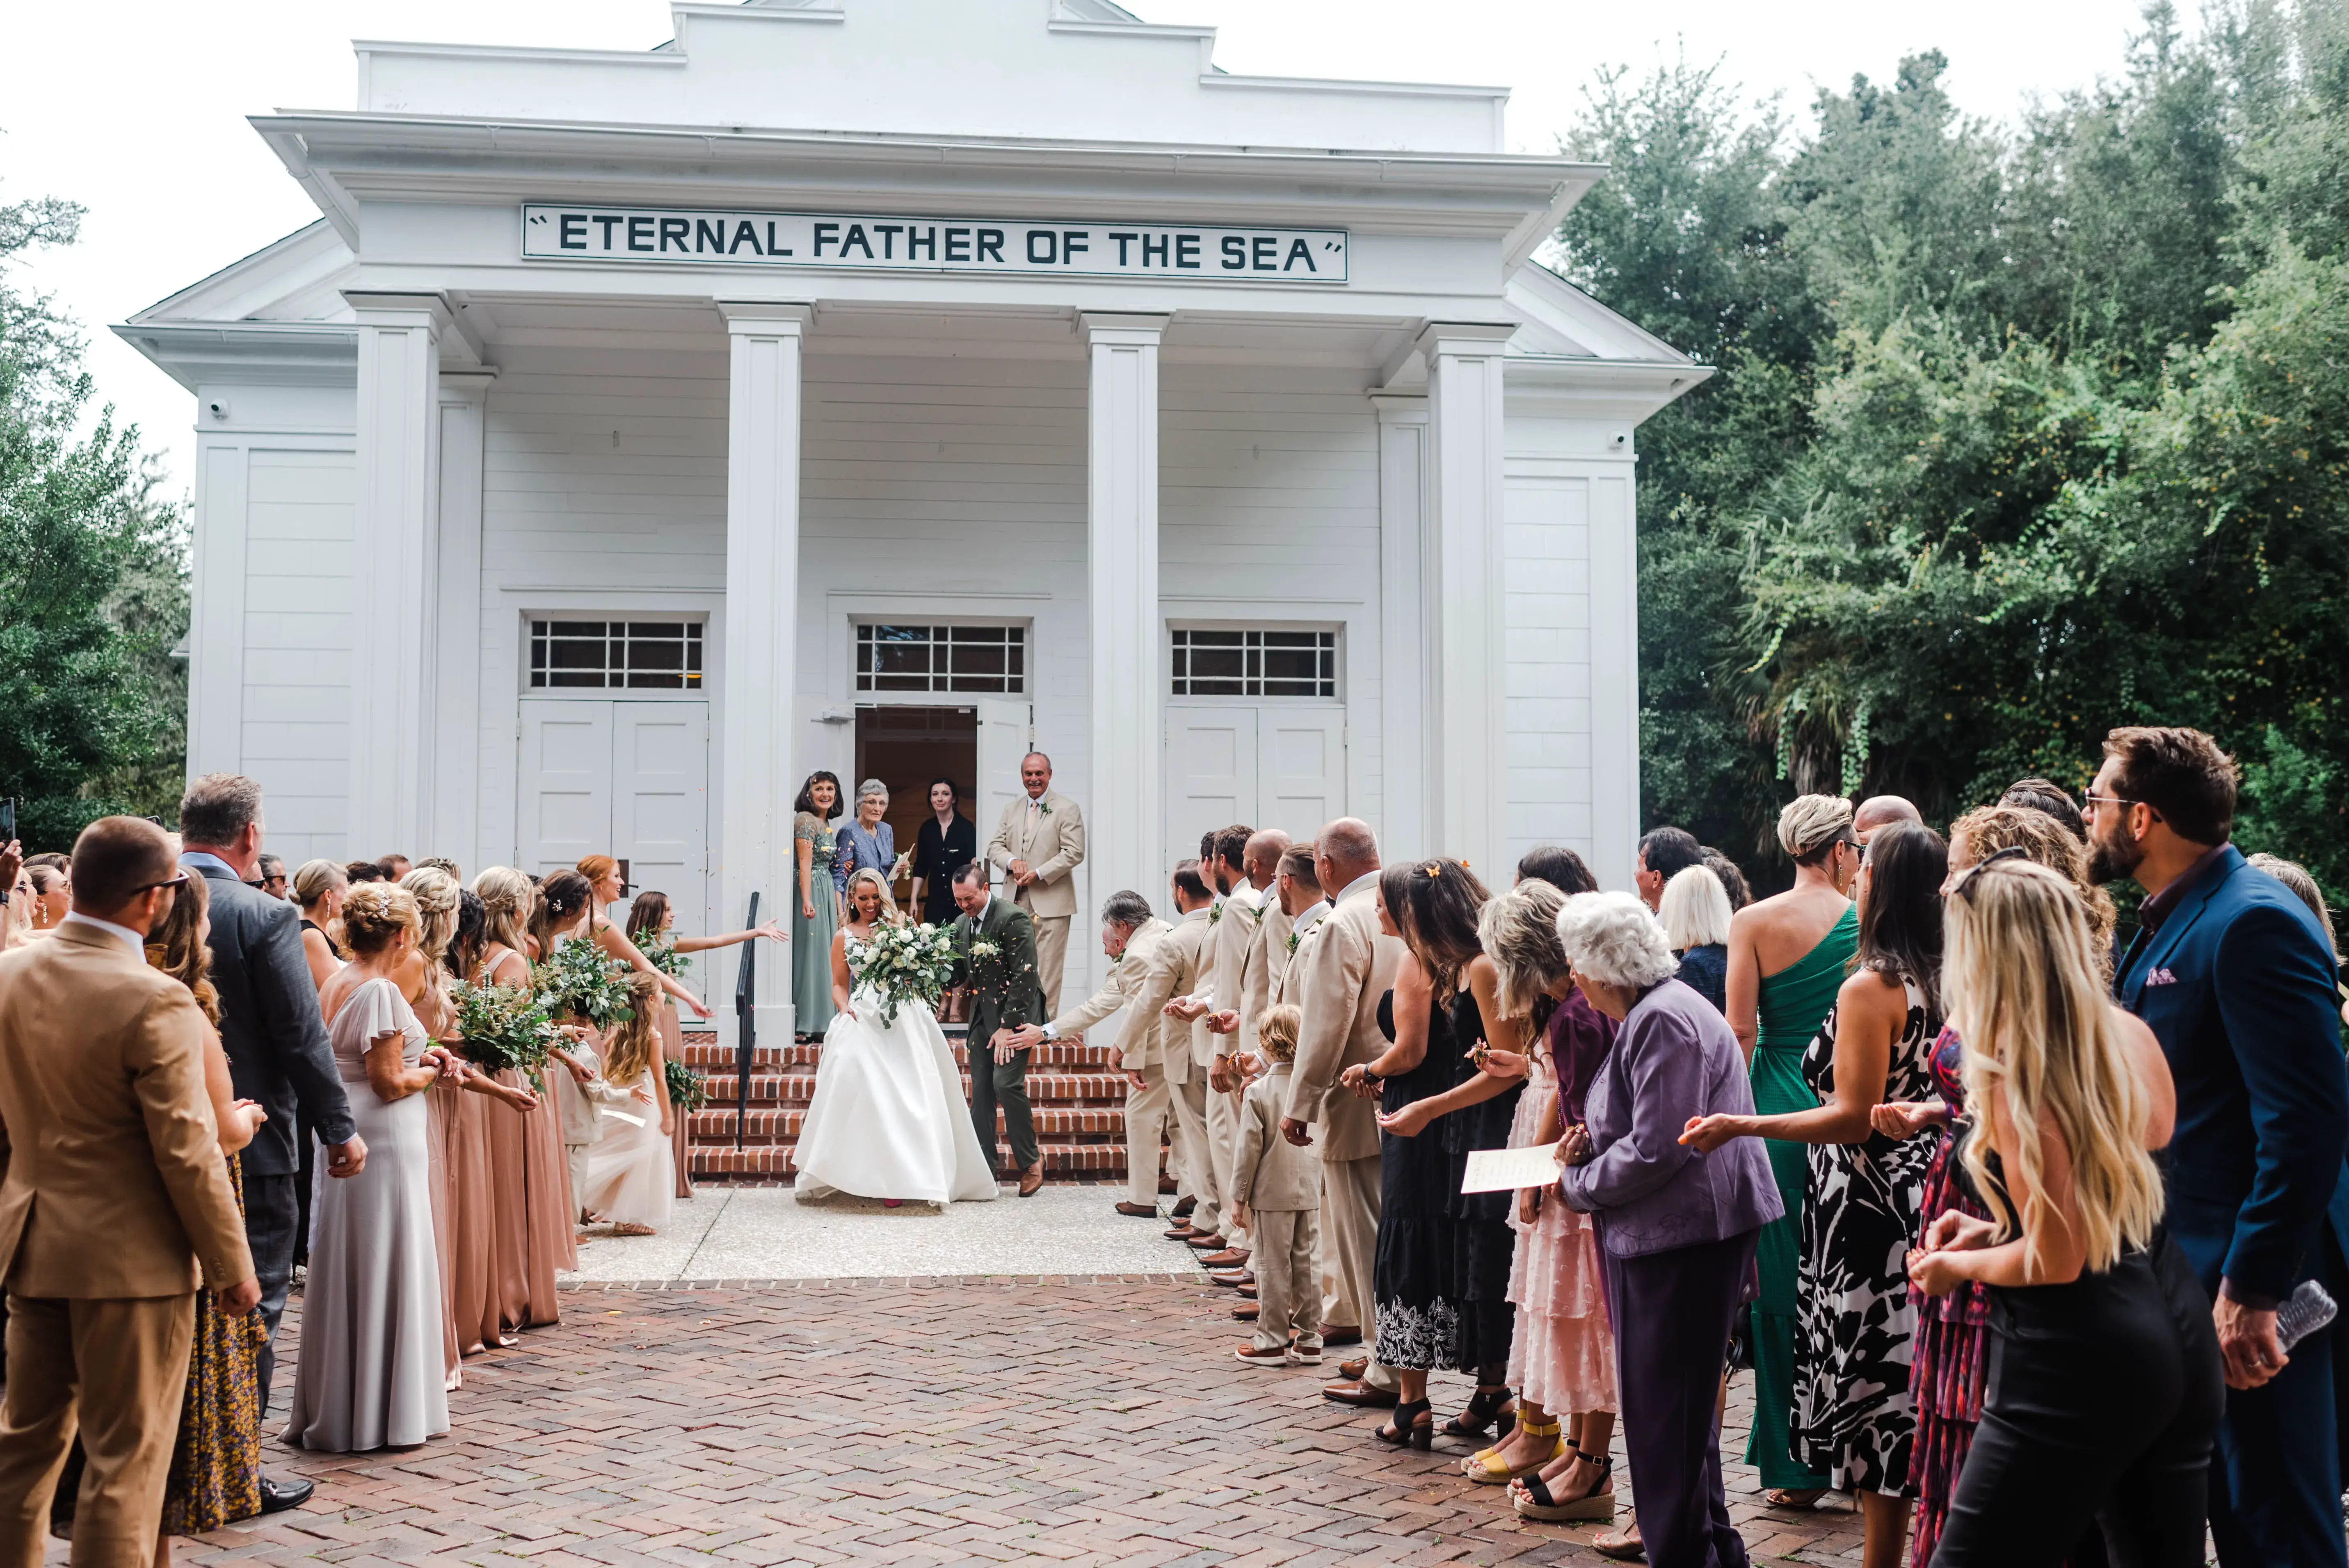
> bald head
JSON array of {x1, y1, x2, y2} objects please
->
[
  {"x1": 1242, "y1": 828, "x2": 1291, "y2": 887},
  {"x1": 1314, "y1": 817, "x2": 1379, "y2": 891},
  {"x1": 1854, "y1": 795, "x2": 1923, "y2": 843}
]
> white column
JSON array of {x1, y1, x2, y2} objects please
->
[
  {"x1": 717, "y1": 302, "x2": 811, "y2": 1037},
  {"x1": 432, "y1": 372, "x2": 491, "y2": 868},
  {"x1": 1373, "y1": 392, "x2": 1432, "y2": 862},
  {"x1": 1418, "y1": 322, "x2": 1517, "y2": 879},
  {"x1": 1083, "y1": 312, "x2": 1167, "y2": 912},
  {"x1": 345, "y1": 293, "x2": 445, "y2": 859}
]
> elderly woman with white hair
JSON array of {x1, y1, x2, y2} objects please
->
[
  {"x1": 836, "y1": 778, "x2": 898, "y2": 900},
  {"x1": 1553, "y1": 891, "x2": 1782, "y2": 1567}
]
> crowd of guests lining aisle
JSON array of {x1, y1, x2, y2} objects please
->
[
  {"x1": 0, "y1": 773, "x2": 779, "y2": 1566},
  {"x1": 1078, "y1": 724, "x2": 2349, "y2": 1568}
]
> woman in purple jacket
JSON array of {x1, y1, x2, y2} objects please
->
[{"x1": 1554, "y1": 891, "x2": 1783, "y2": 1568}]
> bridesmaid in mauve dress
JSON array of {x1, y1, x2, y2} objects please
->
[{"x1": 475, "y1": 865, "x2": 578, "y2": 1307}]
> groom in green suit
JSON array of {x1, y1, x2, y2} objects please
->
[{"x1": 946, "y1": 861, "x2": 1047, "y2": 1196}]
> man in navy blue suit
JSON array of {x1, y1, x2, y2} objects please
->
[{"x1": 2091, "y1": 725, "x2": 2349, "y2": 1567}]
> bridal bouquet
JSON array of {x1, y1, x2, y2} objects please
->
[
  {"x1": 849, "y1": 921, "x2": 960, "y2": 1026},
  {"x1": 642, "y1": 932, "x2": 692, "y2": 980},
  {"x1": 537, "y1": 939, "x2": 636, "y2": 1029},
  {"x1": 451, "y1": 981, "x2": 560, "y2": 1091}
]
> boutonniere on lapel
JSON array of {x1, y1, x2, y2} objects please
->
[
  {"x1": 1248, "y1": 903, "x2": 1267, "y2": 926},
  {"x1": 969, "y1": 939, "x2": 1001, "y2": 961},
  {"x1": 1209, "y1": 901, "x2": 1224, "y2": 926},
  {"x1": 1286, "y1": 930, "x2": 1302, "y2": 955},
  {"x1": 1035, "y1": 799, "x2": 1052, "y2": 817}
]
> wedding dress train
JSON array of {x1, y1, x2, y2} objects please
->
[{"x1": 794, "y1": 981, "x2": 999, "y2": 1205}]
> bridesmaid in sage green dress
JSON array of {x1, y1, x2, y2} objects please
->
[
  {"x1": 1725, "y1": 795, "x2": 1863, "y2": 1505},
  {"x1": 791, "y1": 771, "x2": 844, "y2": 1038}
]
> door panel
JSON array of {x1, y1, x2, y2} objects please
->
[
  {"x1": 1260, "y1": 710, "x2": 1348, "y2": 846},
  {"x1": 1165, "y1": 706, "x2": 1259, "y2": 874},
  {"x1": 612, "y1": 702, "x2": 710, "y2": 936},
  {"x1": 975, "y1": 697, "x2": 1031, "y2": 887},
  {"x1": 518, "y1": 701, "x2": 613, "y2": 880}
]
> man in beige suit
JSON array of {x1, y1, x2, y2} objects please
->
[
  {"x1": 985, "y1": 752, "x2": 1087, "y2": 1013},
  {"x1": 1117, "y1": 862, "x2": 1217, "y2": 1242},
  {"x1": 0, "y1": 817, "x2": 259, "y2": 1566},
  {"x1": 1282, "y1": 819, "x2": 1403, "y2": 1403},
  {"x1": 1012, "y1": 890, "x2": 1170, "y2": 1217},
  {"x1": 1211, "y1": 829, "x2": 1293, "y2": 1069}
]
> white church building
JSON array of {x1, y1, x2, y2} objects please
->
[{"x1": 121, "y1": 0, "x2": 1705, "y2": 1028}]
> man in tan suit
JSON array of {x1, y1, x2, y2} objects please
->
[
  {"x1": 1011, "y1": 890, "x2": 1170, "y2": 1216},
  {"x1": 1184, "y1": 825, "x2": 1264, "y2": 1270},
  {"x1": 1117, "y1": 863, "x2": 1216, "y2": 1242},
  {"x1": 0, "y1": 817, "x2": 259, "y2": 1566},
  {"x1": 985, "y1": 751, "x2": 1087, "y2": 1013},
  {"x1": 1282, "y1": 819, "x2": 1403, "y2": 1402}
]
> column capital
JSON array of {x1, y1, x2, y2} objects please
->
[
  {"x1": 1415, "y1": 319, "x2": 1519, "y2": 359},
  {"x1": 717, "y1": 300, "x2": 814, "y2": 334},
  {"x1": 1369, "y1": 390, "x2": 1429, "y2": 423},
  {"x1": 437, "y1": 370, "x2": 496, "y2": 404},
  {"x1": 1079, "y1": 311, "x2": 1170, "y2": 344},
  {"x1": 343, "y1": 291, "x2": 451, "y2": 334}
]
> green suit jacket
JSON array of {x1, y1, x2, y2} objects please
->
[{"x1": 950, "y1": 898, "x2": 1046, "y2": 1043}]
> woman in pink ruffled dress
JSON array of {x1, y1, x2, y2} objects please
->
[{"x1": 1456, "y1": 865, "x2": 1626, "y2": 1532}]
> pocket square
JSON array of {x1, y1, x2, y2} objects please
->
[{"x1": 2143, "y1": 967, "x2": 2179, "y2": 987}]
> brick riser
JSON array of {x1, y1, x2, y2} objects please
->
[{"x1": 676, "y1": 1029, "x2": 1138, "y2": 1183}]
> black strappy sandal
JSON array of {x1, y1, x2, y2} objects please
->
[
  {"x1": 1442, "y1": 1383, "x2": 1517, "y2": 1440},
  {"x1": 1374, "y1": 1398, "x2": 1433, "y2": 1450},
  {"x1": 1513, "y1": 1452, "x2": 1616, "y2": 1522}
]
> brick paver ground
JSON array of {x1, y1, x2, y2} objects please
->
[{"x1": 150, "y1": 1276, "x2": 1867, "y2": 1567}]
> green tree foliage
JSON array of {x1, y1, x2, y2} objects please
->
[
  {"x1": 1561, "y1": 2, "x2": 2349, "y2": 902},
  {"x1": 0, "y1": 189, "x2": 190, "y2": 848}
]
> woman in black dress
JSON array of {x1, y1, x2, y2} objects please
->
[
  {"x1": 1348, "y1": 858, "x2": 1531, "y2": 1445},
  {"x1": 908, "y1": 777, "x2": 977, "y2": 926}
]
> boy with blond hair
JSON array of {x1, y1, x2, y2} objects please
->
[{"x1": 1231, "y1": 1003, "x2": 1323, "y2": 1366}]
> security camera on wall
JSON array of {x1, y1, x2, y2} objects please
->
[{"x1": 206, "y1": 398, "x2": 231, "y2": 422}]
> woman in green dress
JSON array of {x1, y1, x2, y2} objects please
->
[
  {"x1": 791, "y1": 771, "x2": 845, "y2": 1038},
  {"x1": 1725, "y1": 794, "x2": 1862, "y2": 1508}
]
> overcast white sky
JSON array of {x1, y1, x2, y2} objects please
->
[{"x1": 8, "y1": 0, "x2": 2158, "y2": 499}]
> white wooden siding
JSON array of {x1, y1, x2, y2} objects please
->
[
  {"x1": 238, "y1": 447, "x2": 356, "y2": 862},
  {"x1": 1502, "y1": 472, "x2": 1597, "y2": 867}
]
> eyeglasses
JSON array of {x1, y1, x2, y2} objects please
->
[
  {"x1": 1950, "y1": 845, "x2": 2031, "y2": 902},
  {"x1": 136, "y1": 870, "x2": 191, "y2": 894}
]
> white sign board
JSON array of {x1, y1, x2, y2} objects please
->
[{"x1": 520, "y1": 205, "x2": 1348, "y2": 283}]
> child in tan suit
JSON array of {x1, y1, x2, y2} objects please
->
[{"x1": 1231, "y1": 1003, "x2": 1323, "y2": 1366}]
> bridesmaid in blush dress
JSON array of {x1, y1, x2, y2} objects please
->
[
  {"x1": 473, "y1": 866, "x2": 576, "y2": 1318},
  {"x1": 288, "y1": 884, "x2": 451, "y2": 1453}
]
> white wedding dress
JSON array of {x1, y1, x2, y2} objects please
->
[{"x1": 793, "y1": 943, "x2": 999, "y2": 1205}]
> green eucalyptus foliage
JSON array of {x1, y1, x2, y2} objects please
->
[
  {"x1": 1562, "y1": 3, "x2": 2349, "y2": 902},
  {"x1": 0, "y1": 190, "x2": 189, "y2": 847}
]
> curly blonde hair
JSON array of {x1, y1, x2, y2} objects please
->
[
  {"x1": 601, "y1": 971, "x2": 667, "y2": 1086},
  {"x1": 1948, "y1": 804, "x2": 2116, "y2": 981}
]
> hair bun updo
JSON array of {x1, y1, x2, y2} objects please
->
[{"x1": 341, "y1": 882, "x2": 421, "y2": 958}]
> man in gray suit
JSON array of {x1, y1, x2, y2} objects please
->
[
  {"x1": 178, "y1": 774, "x2": 363, "y2": 1513},
  {"x1": 946, "y1": 860, "x2": 1047, "y2": 1197}
]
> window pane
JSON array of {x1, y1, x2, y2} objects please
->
[{"x1": 1170, "y1": 626, "x2": 1335, "y2": 697}]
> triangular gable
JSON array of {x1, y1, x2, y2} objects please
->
[{"x1": 127, "y1": 220, "x2": 357, "y2": 327}]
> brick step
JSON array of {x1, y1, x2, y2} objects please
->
[
  {"x1": 688, "y1": 1106, "x2": 1127, "y2": 1144},
  {"x1": 682, "y1": 1071, "x2": 1132, "y2": 1107},
  {"x1": 689, "y1": 1140, "x2": 1127, "y2": 1180},
  {"x1": 678, "y1": 1039, "x2": 1112, "y2": 1072}
]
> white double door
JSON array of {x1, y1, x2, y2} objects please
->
[
  {"x1": 1164, "y1": 705, "x2": 1346, "y2": 875},
  {"x1": 519, "y1": 699, "x2": 711, "y2": 935}
]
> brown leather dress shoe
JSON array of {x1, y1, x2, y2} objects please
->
[
  {"x1": 1198, "y1": 1248, "x2": 1250, "y2": 1268},
  {"x1": 1184, "y1": 1233, "x2": 1228, "y2": 1250},
  {"x1": 1237, "y1": 1284, "x2": 1257, "y2": 1299},
  {"x1": 1018, "y1": 1161, "x2": 1044, "y2": 1198},
  {"x1": 1321, "y1": 1326, "x2": 1363, "y2": 1347},
  {"x1": 1231, "y1": 1302, "x2": 1259, "y2": 1321},
  {"x1": 1323, "y1": 1378, "x2": 1400, "y2": 1408},
  {"x1": 1211, "y1": 1270, "x2": 1254, "y2": 1288},
  {"x1": 1336, "y1": 1356, "x2": 1368, "y2": 1381},
  {"x1": 1114, "y1": 1201, "x2": 1158, "y2": 1218},
  {"x1": 1159, "y1": 1175, "x2": 1179, "y2": 1195},
  {"x1": 1170, "y1": 1195, "x2": 1196, "y2": 1218}
]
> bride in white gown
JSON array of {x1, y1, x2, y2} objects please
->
[{"x1": 794, "y1": 869, "x2": 999, "y2": 1205}]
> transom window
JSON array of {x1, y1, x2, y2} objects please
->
[
  {"x1": 528, "y1": 619, "x2": 703, "y2": 689},
  {"x1": 1170, "y1": 628, "x2": 1337, "y2": 698},
  {"x1": 856, "y1": 623, "x2": 1026, "y2": 694}
]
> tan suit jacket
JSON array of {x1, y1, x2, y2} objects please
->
[
  {"x1": 1115, "y1": 907, "x2": 1210, "y2": 1079},
  {"x1": 1237, "y1": 897, "x2": 1292, "y2": 1057},
  {"x1": 986, "y1": 791, "x2": 1086, "y2": 920},
  {"x1": 1283, "y1": 878, "x2": 1403, "y2": 1163},
  {"x1": 1048, "y1": 916, "x2": 1170, "y2": 1040},
  {"x1": 1232, "y1": 1064, "x2": 1322, "y2": 1210},
  {"x1": 1271, "y1": 899, "x2": 1332, "y2": 1009},
  {"x1": 1204, "y1": 882, "x2": 1261, "y2": 1055},
  {"x1": 0, "y1": 922, "x2": 253, "y2": 1297}
]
